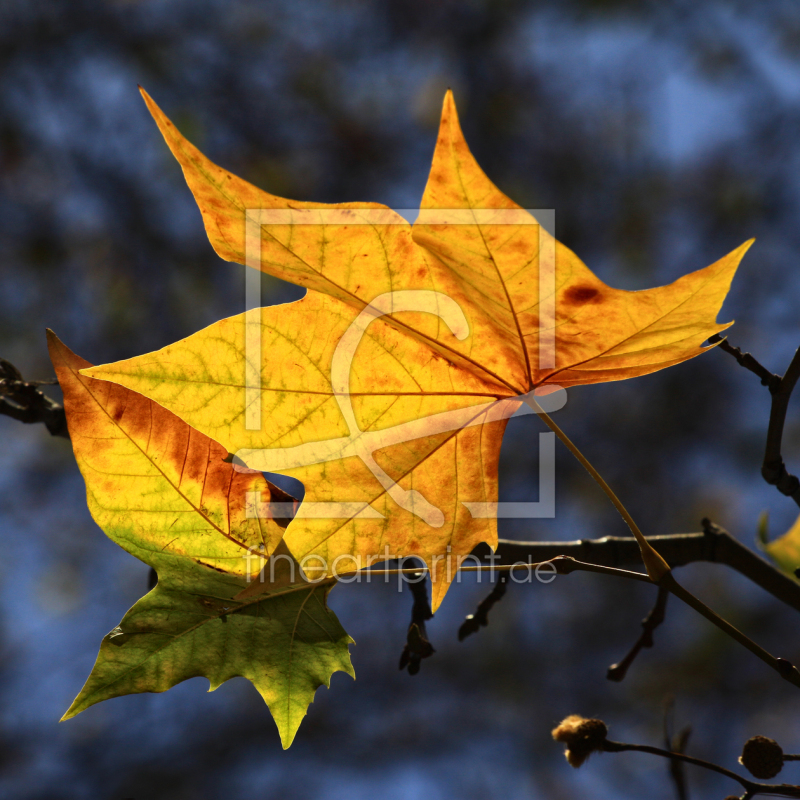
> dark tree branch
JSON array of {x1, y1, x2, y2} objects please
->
[
  {"x1": 482, "y1": 523, "x2": 800, "y2": 614},
  {"x1": 606, "y1": 586, "x2": 669, "y2": 682},
  {"x1": 399, "y1": 571, "x2": 435, "y2": 675},
  {"x1": 710, "y1": 336, "x2": 800, "y2": 507},
  {"x1": 762, "y1": 346, "x2": 800, "y2": 506},
  {"x1": 0, "y1": 358, "x2": 67, "y2": 438},
  {"x1": 708, "y1": 334, "x2": 781, "y2": 390},
  {"x1": 460, "y1": 543, "x2": 800, "y2": 689},
  {"x1": 458, "y1": 573, "x2": 508, "y2": 641}
]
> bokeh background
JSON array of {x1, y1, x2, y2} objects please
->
[{"x1": 2, "y1": 1, "x2": 800, "y2": 798}]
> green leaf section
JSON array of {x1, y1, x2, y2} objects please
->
[{"x1": 63, "y1": 580, "x2": 354, "y2": 748}]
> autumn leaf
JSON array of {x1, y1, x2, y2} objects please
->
[
  {"x1": 82, "y1": 89, "x2": 751, "y2": 610},
  {"x1": 49, "y1": 331, "x2": 354, "y2": 748}
]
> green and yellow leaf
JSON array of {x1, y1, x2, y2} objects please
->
[
  {"x1": 49, "y1": 331, "x2": 353, "y2": 747},
  {"x1": 62, "y1": 580, "x2": 352, "y2": 749}
]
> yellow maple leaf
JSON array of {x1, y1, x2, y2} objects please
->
[{"x1": 83, "y1": 89, "x2": 751, "y2": 610}]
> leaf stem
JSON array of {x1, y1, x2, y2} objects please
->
[
  {"x1": 527, "y1": 398, "x2": 670, "y2": 581},
  {"x1": 525, "y1": 399, "x2": 800, "y2": 689},
  {"x1": 660, "y1": 571, "x2": 800, "y2": 688}
]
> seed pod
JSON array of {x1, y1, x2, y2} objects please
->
[{"x1": 739, "y1": 735, "x2": 783, "y2": 780}]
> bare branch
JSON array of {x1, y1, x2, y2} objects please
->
[
  {"x1": 708, "y1": 334, "x2": 780, "y2": 390},
  {"x1": 603, "y1": 739, "x2": 800, "y2": 798},
  {"x1": 458, "y1": 573, "x2": 508, "y2": 641},
  {"x1": 606, "y1": 586, "x2": 669, "y2": 682},
  {"x1": 710, "y1": 336, "x2": 800, "y2": 507},
  {"x1": 487, "y1": 523, "x2": 800, "y2": 614},
  {"x1": 0, "y1": 358, "x2": 67, "y2": 438},
  {"x1": 399, "y1": 571, "x2": 435, "y2": 675},
  {"x1": 762, "y1": 346, "x2": 800, "y2": 506}
]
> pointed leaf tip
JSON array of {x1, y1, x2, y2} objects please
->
[
  {"x1": 442, "y1": 89, "x2": 458, "y2": 117},
  {"x1": 736, "y1": 237, "x2": 755, "y2": 258},
  {"x1": 138, "y1": 87, "x2": 165, "y2": 127}
]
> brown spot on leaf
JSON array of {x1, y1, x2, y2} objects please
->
[{"x1": 563, "y1": 285, "x2": 601, "y2": 305}]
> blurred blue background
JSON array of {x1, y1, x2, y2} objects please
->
[{"x1": 2, "y1": 1, "x2": 800, "y2": 797}]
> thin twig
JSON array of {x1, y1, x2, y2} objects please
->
[
  {"x1": 458, "y1": 573, "x2": 508, "y2": 641},
  {"x1": 603, "y1": 738, "x2": 800, "y2": 798},
  {"x1": 710, "y1": 336, "x2": 800, "y2": 507},
  {"x1": 762, "y1": 346, "x2": 800, "y2": 506},
  {"x1": 660, "y1": 570, "x2": 800, "y2": 689},
  {"x1": 607, "y1": 586, "x2": 669, "y2": 681},
  {"x1": 0, "y1": 358, "x2": 67, "y2": 438},
  {"x1": 708, "y1": 334, "x2": 781, "y2": 390},
  {"x1": 398, "y1": 571, "x2": 434, "y2": 675},
  {"x1": 360, "y1": 558, "x2": 800, "y2": 688},
  {"x1": 475, "y1": 534, "x2": 800, "y2": 686}
]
